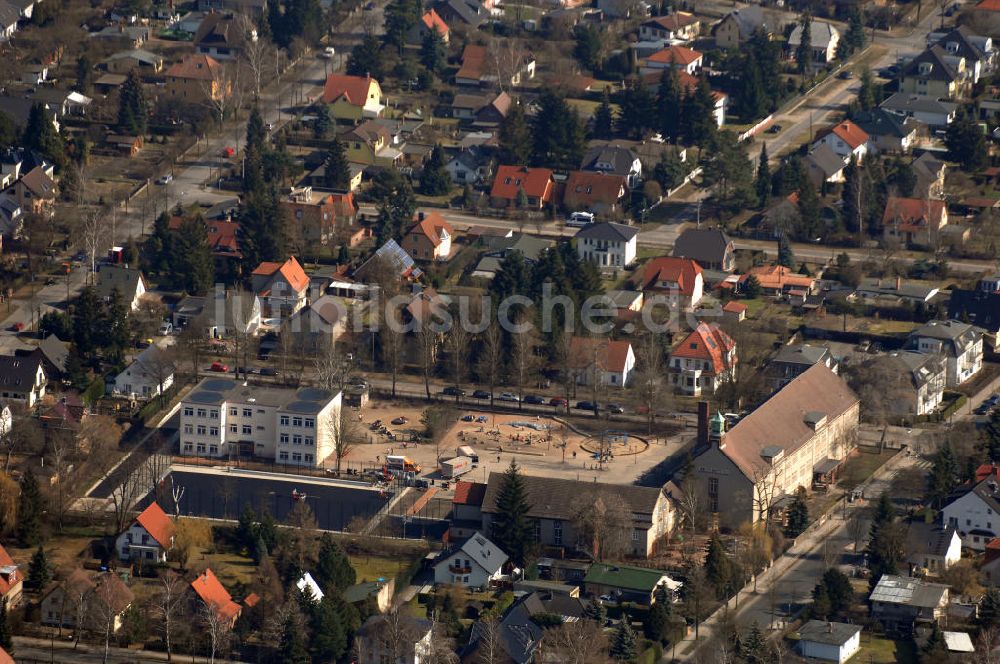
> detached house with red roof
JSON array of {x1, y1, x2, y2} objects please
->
[
  {"x1": 279, "y1": 188, "x2": 358, "y2": 246},
  {"x1": 322, "y1": 74, "x2": 384, "y2": 122},
  {"x1": 638, "y1": 256, "x2": 704, "y2": 309},
  {"x1": 639, "y1": 12, "x2": 700, "y2": 42},
  {"x1": 668, "y1": 322, "x2": 737, "y2": 395},
  {"x1": 563, "y1": 171, "x2": 627, "y2": 217},
  {"x1": 490, "y1": 165, "x2": 554, "y2": 209},
  {"x1": 191, "y1": 568, "x2": 241, "y2": 627},
  {"x1": 251, "y1": 256, "x2": 310, "y2": 320},
  {"x1": 116, "y1": 502, "x2": 175, "y2": 563},
  {"x1": 407, "y1": 8, "x2": 449, "y2": 45},
  {"x1": 0, "y1": 543, "x2": 22, "y2": 609},
  {"x1": 404, "y1": 212, "x2": 454, "y2": 262},
  {"x1": 814, "y1": 120, "x2": 869, "y2": 164},
  {"x1": 164, "y1": 54, "x2": 229, "y2": 104},
  {"x1": 643, "y1": 45, "x2": 703, "y2": 75},
  {"x1": 740, "y1": 265, "x2": 816, "y2": 296},
  {"x1": 882, "y1": 197, "x2": 948, "y2": 246},
  {"x1": 568, "y1": 336, "x2": 636, "y2": 387}
]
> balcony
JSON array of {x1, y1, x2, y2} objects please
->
[{"x1": 448, "y1": 563, "x2": 472, "y2": 575}]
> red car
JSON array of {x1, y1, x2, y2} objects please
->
[
  {"x1": 549, "y1": 397, "x2": 568, "y2": 407},
  {"x1": 221, "y1": 146, "x2": 235, "y2": 158},
  {"x1": 210, "y1": 361, "x2": 229, "y2": 372}
]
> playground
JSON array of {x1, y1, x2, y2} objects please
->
[{"x1": 346, "y1": 400, "x2": 683, "y2": 486}]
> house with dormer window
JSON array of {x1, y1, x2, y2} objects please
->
[
  {"x1": 490, "y1": 165, "x2": 554, "y2": 209},
  {"x1": 433, "y1": 533, "x2": 508, "y2": 587},
  {"x1": 668, "y1": 322, "x2": 737, "y2": 395},
  {"x1": 0, "y1": 354, "x2": 45, "y2": 407},
  {"x1": 404, "y1": 212, "x2": 454, "y2": 261},
  {"x1": 116, "y1": 502, "x2": 175, "y2": 563},
  {"x1": 901, "y1": 46, "x2": 966, "y2": 98}
]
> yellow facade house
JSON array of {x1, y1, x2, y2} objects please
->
[{"x1": 322, "y1": 74, "x2": 385, "y2": 122}]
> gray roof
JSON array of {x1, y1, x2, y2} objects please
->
[
  {"x1": 906, "y1": 319, "x2": 982, "y2": 356},
  {"x1": 481, "y1": 472, "x2": 663, "y2": 522},
  {"x1": 486, "y1": 233, "x2": 554, "y2": 263},
  {"x1": 576, "y1": 221, "x2": 638, "y2": 242},
  {"x1": 184, "y1": 377, "x2": 337, "y2": 414},
  {"x1": 722, "y1": 5, "x2": 767, "y2": 39},
  {"x1": 933, "y1": 25, "x2": 986, "y2": 64},
  {"x1": 436, "y1": 0, "x2": 485, "y2": 26},
  {"x1": 456, "y1": 533, "x2": 508, "y2": 575},
  {"x1": 804, "y1": 143, "x2": 846, "y2": 178},
  {"x1": 37, "y1": 334, "x2": 69, "y2": 373},
  {"x1": 901, "y1": 45, "x2": 960, "y2": 83},
  {"x1": 605, "y1": 289, "x2": 642, "y2": 308},
  {"x1": 95, "y1": 265, "x2": 145, "y2": 301},
  {"x1": 465, "y1": 594, "x2": 543, "y2": 664},
  {"x1": 853, "y1": 108, "x2": 913, "y2": 140},
  {"x1": 671, "y1": 228, "x2": 732, "y2": 266},
  {"x1": 0, "y1": 354, "x2": 42, "y2": 394},
  {"x1": 789, "y1": 20, "x2": 839, "y2": 49},
  {"x1": 358, "y1": 613, "x2": 431, "y2": 640},
  {"x1": 906, "y1": 521, "x2": 958, "y2": 558},
  {"x1": 107, "y1": 48, "x2": 163, "y2": 66},
  {"x1": 581, "y1": 144, "x2": 639, "y2": 177},
  {"x1": 0, "y1": 1, "x2": 19, "y2": 27},
  {"x1": 855, "y1": 277, "x2": 939, "y2": 302},
  {"x1": 881, "y1": 93, "x2": 958, "y2": 116},
  {"x1": 869, "y1": 574, "x2": 948, "y2": 608},
  {"x1": 772, "y1": 344, "x2": 831, "y2": 367},
  {"x1": 885, "y1": 350, "x2": 945, "y2": 389},
  {"x1": 798, "y1": 620, "x2": 861, "y2": 647}
]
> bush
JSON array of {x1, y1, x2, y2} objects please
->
[
  {"x1": 81, "y1": 376, "x2": 105, "y2": 405},
  {"x1": 636, "y1": 641, "x2": 664, "y2": 664}
]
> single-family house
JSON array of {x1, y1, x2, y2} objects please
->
[
  {"x1": 672, "y1": 227, "x2": 735, "y2": 271},
  {"x1": 912, "y1": 152, "x2": 948, "y2": 199},
  {"x1": 644, "y1": 45, "x2": 703, "y2": 75},
  {"x1": 450, "y1": 481, "x2": 486, "y2": 541},
  {"x1": 853, "y1": 109, "x2": 917, "y2": 154},
  {"x1": 164, "y1": 54, "x2": 229, "y2": 104},
  {"x1": 490, "y1": 165, "x2": 554, "y2": 209},
  {"x1": 797, "y1": 620, "x2": 862, "y2": 664},
  {"x1": 322, "y1": 74, "x2": 385, "y2": 122},
  {"x1": 713, "y1": 6, "x2": 772, "y2": 49},
  {"x1": 356, "y1": 614, "x2": 432, "y2": 664},
  {"x1": 0, "y1": 354, "x2": 46, "y2": 407},
  {"x1": 103, "y1": 48, "x2": 164, "y2": 74},
  {"x1": 869, "y1": 574, "x2": 949, "y2": 633},
  {"x1": 433, "y1": 533, "x2": 508, "y2": 587},
  {"x1": 191, "y1": 568, "x2": 241, "y2": 627},
  {"x1": 788, "y1": 21, "x2": 840, "y2": 63},
  {"x1": 875, "y1": 351, "x2": 947, "y2": 417},
  {"x1": 445, "y1": 147, "x2": 492, "y2": 185},
  {"x1": 406, "y1": 8, "x2": 449, "y2": 45},
  {"x1": 906, "y1": 521, "x2": 961, "y2": 574},
  {"x1": 686, "y1": 364, "x2": 859, "y2": 528},
  {"x1": 881, "y1": 93, "x2": 958, "y2": 127},
  {"x1": 943, "y1": 467, "x2": 1000, "y2": 550},
  {"x1": 435, "y1": 0, "x2": 486, "y2": 28},
  {"x1": 722, "y1": 301, "x2": 747, "y2": 321},
  {"x1": 110, "y1": 345, "x2": 175, "y2": 400},
  {"x1": 41, "y1": 570, "x2": 135, "y2": 632},
  {"x1": 562, "y1": 171, "x2": 627, "y2": 217},
  {"x1": 404, "y1": 212, "x2": 454, "y2": 262},
  {"x1": 765, "y1": 344, "x2": 837, "y2": 389},
  {"x1": 480, "y1": 473, "x2": 673, "y2": 558},
  {"x1": 900, "y1": 46, "x2": 966, "y2": 99},
  {"x1": 931, "y1": 25, "x2": 992, "y2": 83},
  {"x1": 193, "y1": 13, "x2": 249, "y2": 60},
  {"x1": 568, "y1": 336, "x2": 636, "y2": 388},
  {"x1": 668, "y1": 322, "x2": 737, "y2": 395},
  {"x1": 250, "y1": 256, "x2": 309, "y2": 320},
  {"x1": 639, "y1": 12, "x2": 700, "y2": 42},
  {"x1": 284, "y1": 294, "x2": 349, "y2": 353},
  {"x1": 91, "y1": 25, "x2": 150, "y2": 48},
  {"x1": 340, "y1": 121, "x2": 400, "y2": 168},
  {"x1": 343, "y1": 579, "x2": 394, "y2": 613},
  {"x1": 23, "y1": 333, "x2": 69, "y2": 380},
  {"x1": 0, "y1": 543, "x2": 22, "y2": 610},
  {"x1": 280, "y1": 188, "x2": 357, "y2": 247},
  {"x1": 804, "y1": 144, "x2": 849, "y2": 187},
  {"x1": 584, "y1": 563, "x2": 681, "y2": 606},
  {"x1": 906, "y1": 319, "x2": 983, "y2": 387},
  {"x1": 815, "y1": 120, "x2": 869, "y2": 163},
  {"x1": 740, "y1": 265, "x2": 816, "y2": 295},
  {"x1": 115, "y1": 502, "x2": 175, "y2": 563},
  {"x1": 95, "y1": 264, "x2": 147, "y2": 311},
  {"x1": 473, "y1": 91, "x2": 510, "y2": 126},
  {"x1": 580, "y1": 144, "x2": 642, "y2": 188},
  {"x1": 575, "y1": 221, "x2": 638, "y2": 269},
  {"x1": 455, "y1": 43, "x2": 535, "y2": 88},
  {"x1": 13, "y1": 165, "x2": 56, "y2": 215},
  {"x1": 882, "y1": 197, "x2": 948, "y2": 246},
  {"x1": 638, "y1": 255, "x2": 704, "y2": 309}
]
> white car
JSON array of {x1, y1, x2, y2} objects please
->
[
  {"x1": 157, "y1": 174, "x2": 173, "y2": 185},
  {"x1": 321, "y1": 46, "x2": 336, "y2": 59}
]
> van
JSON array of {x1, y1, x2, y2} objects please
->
[
  {"x1": 566, "y1": 211, "x2": 594, "y2": 227},
  {"x1": 456, "y1": 445, "x2": 479, "y2": 463},
  {"x1": 386, "y1": 455, "x2": 421, "y2": 473}
]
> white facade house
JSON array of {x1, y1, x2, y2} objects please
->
[
  {"x1": 433, "y1": 533, "x2": 508, "y2": 588},
  {"x1": 788, "y1": 21, "x2": 840, "y2": 63},
  {"x1": 115, "y1": 502, "x2": 175, "y2": 563},
  {"x1": 110, "y1": 345, "x2": 175, "y2": 400},
  {"x1": 95, "y1": 264, "x2": 147, "y2": 312},
  {"x1": 575, "y1": 222, "x2": 638, "y2": 269},
  {"x1": 569, "y1": 337, "x2": 636, "y2": 388},
  {"x1": 907, "y1": 320, "x2": 983, "y2": 387},
  {"x1": 797, "y1": 621, "x2": 861, "y2": 664},
  {"x1": 356, "y1": 614, "x2": 433, "y2": 664},
  {"x1": 815, "y1": 120, "x2": 869, "y2": 164},
  {"x1": 178, "y1": 378, "x2": 342, "y2": 467},
  {"x1": 905, "y1": 522, "x2": 962, "y2": 574},
  {"x1": 942, "y1": 475, "x2": 1000, "y2": 550}
]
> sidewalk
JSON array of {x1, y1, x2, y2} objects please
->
[{"x1": 12, "y1": 635, "x2": 247, "y2": 663}]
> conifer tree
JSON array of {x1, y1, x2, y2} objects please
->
[
  {"x1": 490, "y1": 460, "x2": 534, "y2": 567},
  {"x1": 592, "y1": 89, "x2": 615, "y2": 140},
  {"x1": 323, "y1": 138, "x2": 351, "y2": 191},
  {"x1": 277, "y1": 612, "x2": 310, "y2": 664},
  {"x1": 314, "y1": 534, "x2": 355, "y2": 594},
  {"x1": 419, "y1": 145, "x2": 451, "y2": 196},
  {"x1": 117, "y1": 69, "x2": 148, "y2": 135},
  {"x1": 17, "y1": 470, "x2": 43, "y2": 546},
  {"x1": 755, "y1": 143, "x2": 770, "y2": 209},
  {"x1": 786, "y1": 487, "x2": 809, "y2": 536},
  {"x1": 27, "y1": 545, "x2": 50, "y2": 591},
  {"x1": 610, "y1": 617, "x2": 638, "y2": 661},
  {"x1": 498, "y1": 103, "x2": 533, "y2": 165}
]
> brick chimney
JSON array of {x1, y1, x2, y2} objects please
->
[{"x1": 697, "y1": 401, "x2": 710, "y2": 448}]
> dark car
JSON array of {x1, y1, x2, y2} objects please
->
[
  {"x1": 260, "y1": 368, "x2": 279, "y2": 376},
  {"x1": 575, "y1": 401, "x2": 597, "y2": 411},
  {"x1": 837, "y1": 70, "x2": 853, "y2": 79},
  {"x1": 549, "y1": 397, "x2": 568, "y2": 407},
  {"x1": 976, "y1": 405, "x2": 991, "y2": 415},
  {"x1": 442, "y1": 386, "x2": 466, "y2": 397},
  {"x1": 472, "y1": 390, "x2": 491, "y2": 399},
  {"x1": 766, "y1": 124, "x2": 782, "y2": 134},
  {"x1": 522, "y1": 395, "x2": 545, "y2": 405}
]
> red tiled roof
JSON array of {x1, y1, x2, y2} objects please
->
[
  {"x1": 244, "y1": 592, "x2": 261, "y2": 608},
  {"x1": 252, "y1": 256, "x2": 309, "y2": 294},
  {"x1": 830, "y1": 120, "x2": 869, "y2": 150},
  {"x1": 639, "y1": 256, "x2": 703, "y2": 296},
  {"x1": 457, "y1": 44, "x2": 487, "y2": 81},
  {"x1": 670, "y1": 322, "x2": 736, "y2": 376},
  {"x1": 647, "y1": 45, "x2": 703, "y2": 66},
  {"x1": 191, "y1": 569, "x2": 241, "y2": 622},
  {"x1": 0, "y1": 646, "x2": 12, "y2": 664},
  {"x1": 408, "y1": 212, "x2": 454, "y2": 247},
  {"x1": 166, "y1": 54, "x2": 222, "y2": 81},
  {"x1": 722, "y1": 301, "x2": 747, "y2": 313},
  {"x1": 134, "y1": 502, "x2": 175, "y2": 548},
  {"x1": 168, "y1": 217, "x2": 241, "y2": 258},
  {"x1": 568, "y1": 337, "x2": 634, "y2": 373},
  {"x1": 0, "y1": 543, "x2": 19, "y2": 599},
  {"x1": 453, "y1": 481, "x2": 487, "y2": 506},
  {"x1": 882, "y1": 197, "x2": 946, "y2": 232},
  {"x1": 421, "y1": 8, "x2": 449, "y2": 36},
  {"x1": 977, "y1": 0, "x2": 1000, "y2": 10},
  {"x1": 976, "y1": 464, "x2": 1000, "y2": 482},
  {"x1": 491, "y1": 165, "x2": 554, "y2": 202},
  {"x1": 563, "y1": 171, "x2": 627, "y2": 207},
  {"x1": 740, "y1": 265, "x2": 814, "y2": 291},
  {"x1": 322, "y1": 74, "x2": 377, "y2": 106}
]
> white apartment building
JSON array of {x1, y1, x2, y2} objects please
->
[
  {"x1": 906, "y1": 319, "x2": 983, "y2": 387},
  {"x1": 575, "y1": 222, "x2": 638, "y2": 269},
  {"x1": 178, "y1": 378, "x2": 341, "y2": 467}
]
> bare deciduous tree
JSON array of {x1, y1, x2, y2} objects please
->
[
  {"x1": 445, "y1": 323, "x2": 470, "y2": 398},
  {"x1": 422, "y1": 405, "x2": 456, "y2": 464},
  {"x1": 633, "y1": 332, "x2": 670, "y2": 433},
  {"x1": 416, "y1": 317, "x2": 437, "y2": 400},
  {"x1": 199, "y1": 600, "x2": 233, "y2": 664},
  {"x1": 474, "y1": 615, "x2": 503, "y2": 664},
  {"x1": 538, "y1": 618, "x2": 611, "y2": 664},
  {"x1": 477, "y1": 318, "x2": 503, "y2": 410},
  {"x1": 509, "y1": 317, "x2": 538, "y2": 410},
  {"x1": 315, "y1": 338, "x2": 355, "y2": 394},
  {"x1": 328, "y1": 403, "x2": 362, "y2": 474},
  {"x1": 237, "y1": 13, "x2": 267, "y2": 99},
  {"x1": 152, "y1": 570, "x2": 188, "y2": 662},
  {"x1": 573, "y1": 491, "x2": 633, "y2": 561}
]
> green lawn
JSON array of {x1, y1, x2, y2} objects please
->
[
  {"x1": 857, "y1": 634, "x2": 917, "y2": 664},
  {"x1": 839, "y1": 446, "x2": 898, "y2": 491}
]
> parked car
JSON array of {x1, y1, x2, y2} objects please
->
[
  {"x1": 260, "y1": 368, "x2": 279, "y2": 377},
  {"x1": 549, "y1": 397, "x2": 568, "y2": 407},
  {"x1": 442, "y1": 386, "x2": 466, "y2": 397},
  {"x1": 210, "y1": 361, "x2": 229, "y2": 372},
  {"x1": 522, "y1": 395, "x2": 545, "y2": 405},
  {"x1": 766, "y1": 124, "x2": 782, "y2": 134},
  {"x1": 157, "y1": 174, "x2": 173, "y2": 185},
  {"x1": 837, "y1": 70, "x2": 853, "y2": 79},
  {"x1": 575, "y1": 401, "x2": 597, "y2": 411},
  {"x1": 391, "y1": 416, "x2": 408, "y2": 425},
  {"x1": 607, "y1": 404, "x2": 625, "y2": 414},
  {"x1": 498, "y1": 392, "x2": 520, "y2": 402},
  {"x1": 472, "y1": 390, "x2": 491, "y2": 399}
]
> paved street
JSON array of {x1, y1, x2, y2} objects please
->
[{"x1": 11, "y1": 635, "x2": 242, "y2": 663}]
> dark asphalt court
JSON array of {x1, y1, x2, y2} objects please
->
[{"x1": 139, "y1": 470, "x2": 393, "y2": 531}]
